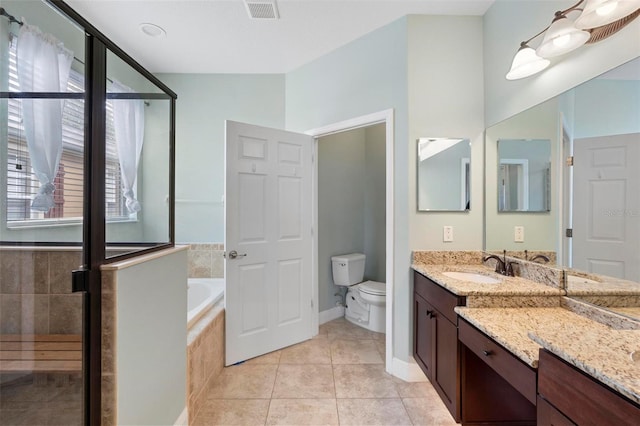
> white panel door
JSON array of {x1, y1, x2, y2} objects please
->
[
  {"x1": 225, "y1": 120, "x2": 313, "y2": 365},
  {"x1": 573, "y1": 133, "x2": 640, "y2": 281}
]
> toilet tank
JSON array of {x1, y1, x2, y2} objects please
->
[{"x1": 331, "y1": 253, "x2": 365, "y2": 286}]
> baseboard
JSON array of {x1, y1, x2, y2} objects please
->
[
  {"x1": 174, "y1": 407, "x2": 188, "y2": 426},
  {"x1": 391, "y1": 356, "x2": 428, "y2": 382},
  {"x1": 319, "y1": 306, "x2": 344, "y2": 324}
]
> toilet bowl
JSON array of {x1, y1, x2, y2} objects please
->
[{"x1": 331, "y1": 253, "x2": 386, "y2": 333}]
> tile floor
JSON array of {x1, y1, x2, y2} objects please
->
[{"x1": 192, "y1": 318, "x2": 458, "y2": 425}]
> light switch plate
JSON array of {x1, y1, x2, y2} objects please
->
[
  {"x1": 514, "y1": 226, "x2": 525, "y2": 242},
  {"x1": 443, "y1": 226, "x2": 454, "y2": 242}
]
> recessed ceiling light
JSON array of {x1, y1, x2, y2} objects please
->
[{"x1": 139, "y1": 23, "x2": 166, "y2": 38}]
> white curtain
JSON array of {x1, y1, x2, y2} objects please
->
[
  {"x1": 16, "y1": 23, "x2": 73, "y2": 212},
  {"x1": 109, "y1": 80, "x2": 144, "y2": 213}
]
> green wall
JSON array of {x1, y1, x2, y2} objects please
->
[{"x1": 156, "y1": 73, "x2": 286, "y2": 243}]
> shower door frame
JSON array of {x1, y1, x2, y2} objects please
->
[
  {"x1": 57, "y1": 1, "x2": 178, "y2": 423},
  {"x1": 0, "y1": 1, "x2": 177, "y2": 424}
]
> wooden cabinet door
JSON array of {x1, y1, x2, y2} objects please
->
[
  {"x1": 414, "y1": 293, "x2": 434, "y2": 380},
  {"x1": 537, "y1": 396, "x2": 576, "y2": 426},
  {"x1": 433, "y1": 313, "x2": 459, "y2": 420}
]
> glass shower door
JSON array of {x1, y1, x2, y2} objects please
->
[{"x1": 1, "y1": 1, "x2": 87, "y2": 424}]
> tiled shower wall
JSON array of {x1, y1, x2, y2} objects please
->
[
  {"x1": 187, "y1": 244, "x2": 224, "y2": 278},
  {"x1": 0, "y1": 248, "x2": 83, "y2": 335}
]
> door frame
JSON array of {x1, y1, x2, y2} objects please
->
[
  {"x1": 561, "y1": 114, "x2": 573, "y2": 269},
  {"x1": 306, "y1": 109, "x2": 394, "y2": 371}
]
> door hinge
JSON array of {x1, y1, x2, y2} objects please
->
[
  {"x1": 71, "y1": 269, "x2": 89, "y2": 292},
  {"x1": 566, "y1": 228, "x2": 573, "y2": 238},
  {"x1": 311, "y1": 299, "x2": 314, "y2": 308},
  {"x1": 566, "y1": 156, "x2": 574, "y2": 166},
  {"x1": 311, "y1": 152, "x2": 315, "y2": 163}
]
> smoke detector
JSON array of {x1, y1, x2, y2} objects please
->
[{"x1": 244, "y1": 0, "x2": 280, "y2": 20}]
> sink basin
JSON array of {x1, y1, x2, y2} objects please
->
[
  {"x1": 567, "y1": 274, "x2": 600, "y2": 285},
  {"x1": 442, "y1": 271, "x2": 502, "y2": 284}
]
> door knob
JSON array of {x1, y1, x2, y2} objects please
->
[{"x1": 225, "y1": 250, "x2": 247, "y2": 259}]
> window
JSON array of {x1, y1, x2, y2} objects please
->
[{"x1": 6, "y1": 36, "x2": 128, "y2": 226}]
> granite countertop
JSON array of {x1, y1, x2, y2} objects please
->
[
  {"x1": 456, "y1": 306, "x2": 640, "y2": 406},
  {"x1": 529, "y1": 327, "x2": 640, "y2": 406},
  {"x1": 565, "y1": 269, "x2": 640, "y2": 296},
  {"x1": 412, "y1": 263, "x2": 563, "y2": 297},
  {"x1": 611, "y1": 306, "x2": 640, "y2": 318}
]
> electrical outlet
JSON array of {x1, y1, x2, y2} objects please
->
[
  {"x1": 514, "y1": 226, "x2": 525, "y2": 242},
  {"x1": 443, "y1": 226, "x2": 454, "y2": 242}
]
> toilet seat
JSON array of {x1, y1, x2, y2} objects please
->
[{"x1": 358, "y1": 280, "x2": 386, "y2": 296}]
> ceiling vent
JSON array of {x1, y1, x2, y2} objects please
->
[{"x1": 244, "y1": 0, "x2": 280, "y2": 20}]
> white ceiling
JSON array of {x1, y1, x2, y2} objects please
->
[{"x1": 65, "y1": 0, "x2": 494, "y2": 74}]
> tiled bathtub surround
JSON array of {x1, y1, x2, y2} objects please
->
[
  {"x1": 187, "y1": 244, "x2": 224, "y2": 278},
  {"x1": 187, "y1": 305, "x2": 225, "y2": 420}
]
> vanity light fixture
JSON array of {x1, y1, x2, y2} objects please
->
[
  {"x1": 506, "y1": 43, "x2": 551, "y2": 80},
  {"x1": 505, "y1": 0, "x2": 640, "y2": 80},
  {"x1": 575, "y1": 0, "x2": 640, "y2": 28},
  {"x1": 536, "y1": 13, "x2": 590, "y2": 58}
]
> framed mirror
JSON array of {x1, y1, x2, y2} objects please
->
[
  {"x1": 417, "y1": 137, "x2": 471, "y2": 211},
  {"x1": 497, "y1": 139, "x2": 551, "y2": 212}
]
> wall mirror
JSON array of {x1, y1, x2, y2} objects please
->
[
  {"x1": 497, "y1": 139, "x2": 551, "y2": 212},
  {"x1": 417, "y1": 137, "x2": 471, "y2": 211},
  {"x1": 485, "y1": 57, "x2": 640, "y2": 321}
]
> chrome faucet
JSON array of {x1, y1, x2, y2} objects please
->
[{"x1": 531, "y1": 254, "x2": 550, "y2": 264}]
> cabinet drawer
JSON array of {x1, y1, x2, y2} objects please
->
[
  {"x1": 538, "y1": 349, "x2": 640, "y2": 426},
  {"x1": 458, "y1": 318, "x2": 536, "y2": 404},
  {"x1": 414, "y1": 271, "x2": 464, "y2": 323}
]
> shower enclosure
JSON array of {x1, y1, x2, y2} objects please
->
[{"x1": 0, "y1": 1, "x2": 176, "y2": 424}]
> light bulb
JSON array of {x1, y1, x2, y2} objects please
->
[
  {"x1": 536, "y1": 15, "x2": 590, "y2": 58},
  {"x1": 575, "y1": 0, "x2": 640, "y2": 29},
  {"x1": 553, "y1": 34, "x2": 571, "y2": 47}
]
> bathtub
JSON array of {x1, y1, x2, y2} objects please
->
[{"x1": 187, "y1": 278, "x2": 225, "y2": 328}]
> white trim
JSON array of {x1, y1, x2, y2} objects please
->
[
  {"x1": 173, "y1": 407, "x2": 188, "y2": 426},
  {"x1": 319, "y1": 305, "x2": 345, "y2": 325},
  {"x1": 561, "y1": 113, "x2": 573, "y2": 268},
  {"x1": 306, "y1": 109, "x2": 395, "y2": 376},
  {"x1": 460, "y1": 157, "x2": 471, "y2": 210},
  {"x1": 391, "y1": 356, "x2": 428, "y2": 383}
]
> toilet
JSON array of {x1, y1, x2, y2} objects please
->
[{"x1": 331, "y1": 253, "x2": 386, "y2": 333}]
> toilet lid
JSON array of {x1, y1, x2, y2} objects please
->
[{"x1": 358, "y1": 280, "x2": 386, "y2": 296}]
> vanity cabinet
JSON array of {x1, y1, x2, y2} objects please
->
[
  {"x1": 537, "y1": 349, "x2": 640, "y2": 426},
  {"x1": 459, "y1": 318, "x2": 537, "y2": 425},
  {"x1": 413, "y1": 271, "x2": 465, "y2": 421}
]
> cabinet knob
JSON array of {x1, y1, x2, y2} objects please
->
[
  {"x1": 426, "y1": 310, "x2": 434, "y2": 318},
  {"x1": 483, "y1": 350, "x2": 493, "y2": 356}
]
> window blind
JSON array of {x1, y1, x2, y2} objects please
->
[{"x1": 6, "y1": 37, "x2": 127, "y2": 225}]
